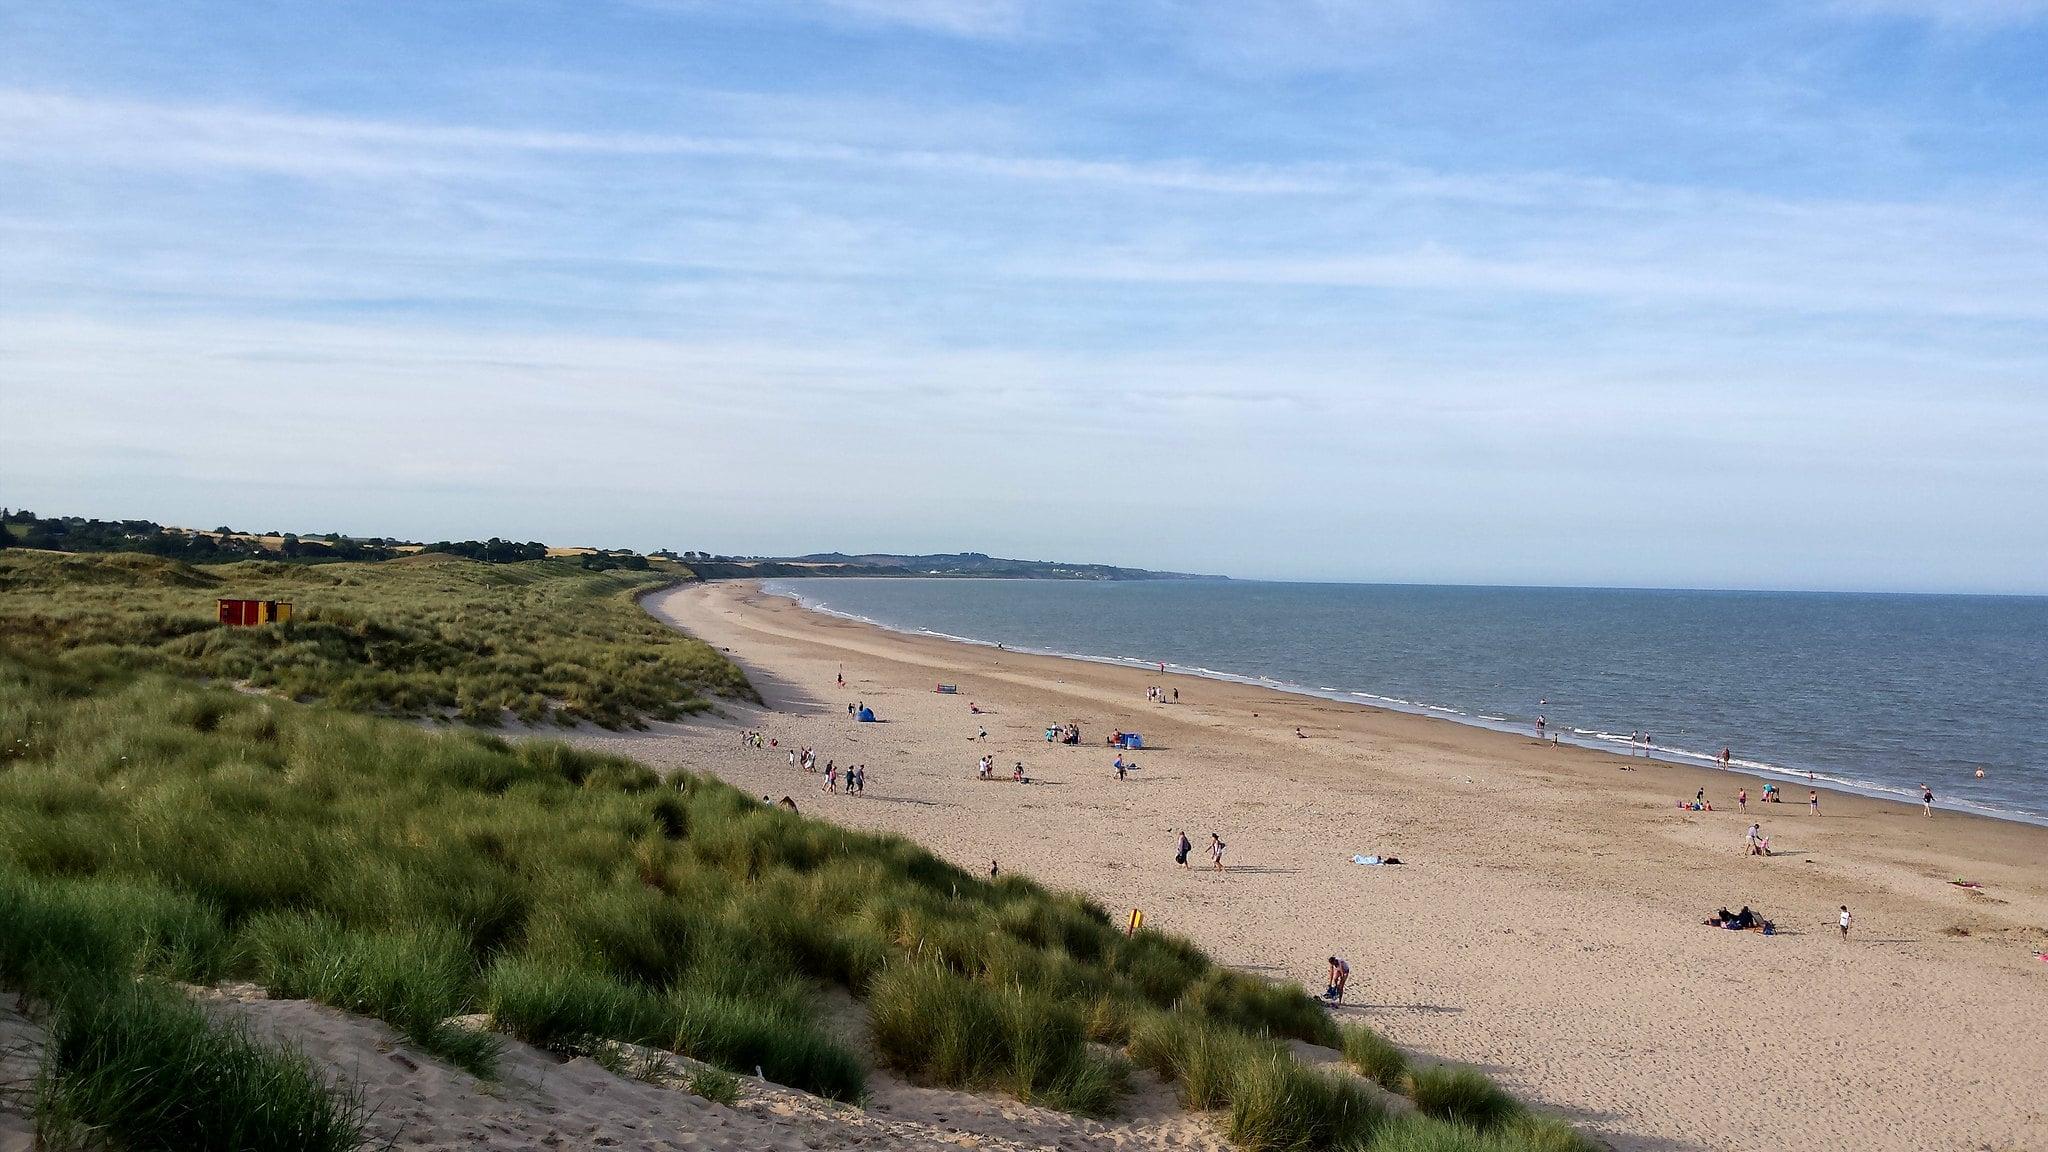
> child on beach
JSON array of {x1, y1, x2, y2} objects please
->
[
  {"x1": 1810, "y1": 790, "x2": 1820, "y2": 815},
  {"x1": 1839, "y1": 906, "x2": 1852, "y2": 938},
  {"x1": 1922, "y1": 785, "x2": 1935, "y2": 816}
]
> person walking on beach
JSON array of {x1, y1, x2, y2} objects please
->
[
  {"x1": 1173, "y1": 687, "x2": 1179, "y2": 702},
  {"x1": 1695, "y1": 787, "x2": 1706, "y2": 808},
  {"x1": 1208, "y1": 832, "x2": 1227, "y2": 872},
  {"x1": 1114, "y1": 753, "x2": 1128, "y2": 781},
  {"x1": 1175, "y1": 830, "x2": 1192, "y2": 869},
  {"x1": 1922, "y1": 785, "x2": 1935, "y2": 816},
  {"x1": 977, "y1": 725, "x2": 988, "y2": 741},
  {"x1": 1738, "y1": 788, "x2": 1748, "y2": 811},
  {"x1": 1838, "y1": 905, "x2": 1852, "y2": 939},
  {"x1": 1809, "y1": 790, "x2": 1820, "y2": 815}
]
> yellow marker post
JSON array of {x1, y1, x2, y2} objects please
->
[{"x1": 1126, "y1": 908, "x2": 1144, "y2": 937}]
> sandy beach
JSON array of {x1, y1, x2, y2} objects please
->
[{"x1": 561, "y1": 580, "x2": 2048, "y2": 1152}]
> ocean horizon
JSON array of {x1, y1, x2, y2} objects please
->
[{"x1": 763, "y1": 577, "x2": 2048, "y2": 827}]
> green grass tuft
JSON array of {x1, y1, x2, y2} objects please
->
[
  {"x1": 688, "y1": 1064, "x2": 743, "y2": 1105},
  {"x1": 1224, "y1": 1051, "x2": 1385, "y2": 1151},
  {"x1": 1341, "y1": 1024, "x2": 1410, "y2": 1091},
  {"x1": 36, "y1": 983, "x2": 362, "y2": 1152},
  {"x1": 1407, "y1": 1064, "x2": 1525, "y2": 1131},
  {"x1": 1127, "y1": 1010, "x2": 1285, "y2": 1110},
  {"x1": 1360, "y1": 1113, "x2": 1502, "y2": 1152},
  {"x1": 867, "y1": 961, "x2": 1122, "y2": 1114},
  {"x1": 240, "y1": 913, "x2": 498, "y2": 1076}
]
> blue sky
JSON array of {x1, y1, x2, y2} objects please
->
[{"x1": 3, "y1": 1, "x2": 2045, "y2": 591}]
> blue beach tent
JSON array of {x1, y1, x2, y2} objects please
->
[{"x1": 857, "y1": 707, "x2": 877, "y2": 723}]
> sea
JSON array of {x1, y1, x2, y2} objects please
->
[{"x1": 761, "y1": 578, "x2": 2048, "y2": 826}]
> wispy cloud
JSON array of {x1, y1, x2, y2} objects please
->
[
  {"x1": 1826, "y1": 0, "x2": 2048, "y2": 26},
  {"x1": 0, "y1": 89, "x2": 1346, "y2": 193}
]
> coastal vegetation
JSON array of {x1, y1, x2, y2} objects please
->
[
  {"x1": 0, "y1": 547, "x2": 1597, "y2": 1151},
  {"x1": 0, "y1": 550, "x2": 748, "y2": 727}
]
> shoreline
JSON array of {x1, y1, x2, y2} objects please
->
[
  {"x1": 573, "y1": 579, "x2": 2048, "y2": 1152},
  {"x1": 759, "y1": 578, "x2": 2044, "y2": 829}
]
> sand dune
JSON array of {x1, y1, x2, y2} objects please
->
[{"x1": 554, "y1": 580, "x2": 2048, "y2": 1152}]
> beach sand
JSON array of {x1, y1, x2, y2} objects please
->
[{"x1": 560, "y1": 580, "x2": 2048, "y2": 1152}]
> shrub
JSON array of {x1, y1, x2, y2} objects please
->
[
  {"x1": 1408, "y1": 1065, "x2": 1524, "y2": 1131},
  {"x1": 37, "y1": 983, "x2": 362, "y2": 1152},
  {"x1": 1225, "y1": 1051, "x2": 1386, "y2": 1151},
  {"x1": 1341, "y1": 1024, "x2": 1409, "y2": 1090}
]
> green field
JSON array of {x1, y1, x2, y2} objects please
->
[{"x1": 0, "y1": 549, "x2": 1594, "y2": 1152}]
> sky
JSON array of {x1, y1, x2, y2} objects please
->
[{"x1": 2, "y1": 2, "x2": 2045, "y2": 591}]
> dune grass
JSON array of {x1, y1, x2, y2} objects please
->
[
  {"x1": 688, "y1": 1064, "x2": 743, "y2": 1105},
  {"x1": 1340, "y1": 1024, "x2": 1410, "y2": 1091},
  {"x1": 1, "y1": 551, "x2": 1600, "y2": 1151},
  {"x1": 35, "y1": 982, "x2": 363, "y2": 1152},
  {"x1": 0, "y1": 647, "x2": 1341, "y2": 1129},
  {"x1": 0, "y1": 549, "x2": 750, "y2": 727},
  {"x1": 1406, "y1": 1064, "x2": 1525, "y2": 1131},
  {"x1": 866, "y1": 960, "x2": 1128, "y2": 1115},
  {"x1": 240, "y1": 913, "x2": 501, "y2": 1076},
  {"x1": 1225, "y1": 1051, "x2": 1386, "y2": 1152}
]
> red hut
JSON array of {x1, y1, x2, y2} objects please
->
[{"x1": 217, "y1": 599, "x2": 292, "y2": 626}]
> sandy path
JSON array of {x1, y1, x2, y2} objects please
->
[{"x1": 561, "y1": 581, "x2": 2048, "y2": 1152}]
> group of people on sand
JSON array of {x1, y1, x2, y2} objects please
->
[
  {"x1": 824, "y1": 761, "x2": 865, "y2": 795},
  {"x1": 1146, "y1": 686, "x2": 1178, "y2": 704},
  {"x1": 753, "y1": 737, "x2": 871, "y2": 797},
  {"x1": 1170, "y1": 828, "x2": 1225, "y2": 871},
  {"x1": 976, "y1": 754, "x2": 1028, "y2": 783},
  {"x1": 1705, "y1": 905, "x2": 1773, "y2": 933}
]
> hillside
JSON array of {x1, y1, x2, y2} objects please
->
[
  {"x1": 689, "y1": 551, "x2": 1226, "y2": 582},
  {"x1": 0, "y1": 549, "x2": 1591, "y2": 1152},
  {"x1": 0, "y1": 550, "x2": 746, "y2": 728}
]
